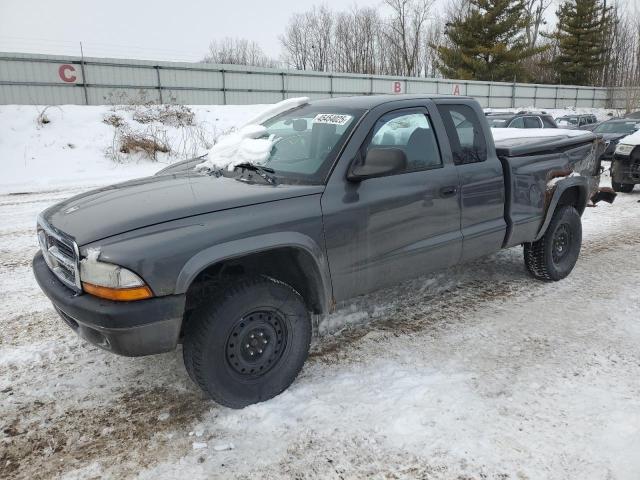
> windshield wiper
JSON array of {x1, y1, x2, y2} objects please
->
[{"x1": 233, "y1": 162, "x2": 277, "y2": 185}]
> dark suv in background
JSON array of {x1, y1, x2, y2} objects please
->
[
  {"x1": 485, "y1": 111, "x2": 558, "y2": 129},
  {"x1": 593, "y1": 119, "x2": 640, "y2": 160}
]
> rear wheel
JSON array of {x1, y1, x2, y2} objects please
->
[
  {"x1": 524, "y1": 206, "x2": 582, "y2": 281},
  {"x1": 182, "y1": 276, "x2": 311, "y2": 408}
]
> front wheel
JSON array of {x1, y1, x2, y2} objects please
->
[
  {"x1": 611, "y1": 160, "x2": 635, "y2": 193},
  {"x1": 524, "y1": 206, "x2": 582, "y2": 281},
  {"x1": 182, "y1": 276, "x2": 311, "y2": 408}
]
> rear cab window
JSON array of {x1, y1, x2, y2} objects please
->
[{"x1": 436, "y1": 104, "x2": 488, "y2": 165}]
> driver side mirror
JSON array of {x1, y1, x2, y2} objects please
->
[{"x1": 347, "y1": 147, "x2": 407, "y2": 182}]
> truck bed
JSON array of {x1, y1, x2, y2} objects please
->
[{"x1": 493, "y1": 130, "x2": 601, "y2": 248}]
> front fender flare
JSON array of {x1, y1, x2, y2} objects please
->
[
  {"x1": 534, "y1": 177, "x2": 588, "y2": 241},
  {"x1": 174, "y1": 232, "x2": 333, "y2": 313}
]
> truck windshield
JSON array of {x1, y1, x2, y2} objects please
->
[{"x1": 258, "y1": 105, "x2": 364, "y2": 184}]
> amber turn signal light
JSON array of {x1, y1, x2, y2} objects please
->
[{"x1": 82, "y1": 282, "x2": 153, "y2": 301}]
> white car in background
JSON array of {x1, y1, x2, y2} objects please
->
[{"x1": 611, "y1": 129, "x2": 640, "y2": 192}]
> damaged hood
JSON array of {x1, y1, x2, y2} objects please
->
[{"x1": 41, "y1": 171, "x2": 323, "y2": 246}]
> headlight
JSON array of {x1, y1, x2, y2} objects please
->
[
  {"x1": 615, "y1": 143, "x2": 635, "y2": 156},
  {"x1": 80, "y1": 255, "x2": 153, "y2": 301}
]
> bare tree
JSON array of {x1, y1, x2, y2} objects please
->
[
  {"x1": 280, "y1": 0, "x2": 437, "y2": 76},
  {"x1": 280, "y1": 14, "x2": 311, "y2": 70},
  {"x1": 306, "y1": 6, "x2": 334, "y2": 71},
  {"x1": 423, "y1": 16, "x2": 444, "y2": 77},
  {"x1": 524, "y1": 0, "x2": 551, "y2": 48},
  {"x1": 384, "y1": 0, "x2": 435, "y2": 76},
  {"x1": 202, "y1": 38, "x2": 275, "y2": 67},
  {"x1": 604, "y1": 11, "x2": 640, "y2": 111},
  {"x1": 333, "y1": 6, "x2": 383, "y2": 74}
]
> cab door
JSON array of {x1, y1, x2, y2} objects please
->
[
  {"x1": 434, "y1": 102, "x2": 507, "y2": 262},
  {"x1": 321, "y1": 105, "x2": 462, "y2": 302}
]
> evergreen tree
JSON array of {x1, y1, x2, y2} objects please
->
[
  {"x1": 550, "y1": 0, "x2": 613, "y2": 85},
  {"x1": 434, "y1": 0, "x2": 544, "y2": 82}
]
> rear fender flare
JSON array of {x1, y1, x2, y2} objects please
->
[{"x1": 535, "y1": 178, "x2": 588, "y2": 241}]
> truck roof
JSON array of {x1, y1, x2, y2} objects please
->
[{"x1": 309, "y1": 94, "x2": 472, "y2": 110}]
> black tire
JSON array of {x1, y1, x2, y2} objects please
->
[
  {"x1": 611, "y1": 179, "x2": 634, "y2": 193},
  {"x1": 182, "y1": 276, "x2": 311, "y2": 408},
  {"x1": 611, "y1": 160, "x2": 635, "y2": 193},
  {"x1": 524, "y1": 206, "x2": 582, "y2": 281},
  {"x1": 182, "y1": 310, "x2": 197, "y2": 384}
]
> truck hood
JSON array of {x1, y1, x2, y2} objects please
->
[{"x1": 42, "y1": 171, "x2": 324, "y2": 246}]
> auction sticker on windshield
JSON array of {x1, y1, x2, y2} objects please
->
[{"x1": 313, "y1": 114, "x2": 352, "y2": 125}]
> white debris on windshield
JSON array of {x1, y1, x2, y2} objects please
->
[
  {"x1": 196, "y1": 125, "x2": 276, "y2": 172},
  {"x1": 196, "y1": 97, "x2": 309, "y2": 172}
]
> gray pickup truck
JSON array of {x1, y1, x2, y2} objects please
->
[{"x1": 34, "y1": 95, "x2": 605, "y2": 408}]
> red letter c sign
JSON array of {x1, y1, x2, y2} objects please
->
[{"x1": 58, "y1": 64, "x2": 77, "y2": 83}]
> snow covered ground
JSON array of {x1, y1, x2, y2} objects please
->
[
  {"x1": 0, "y1": 104, "x2": 264, "y2": 194},
  {"x1": 1, "y1": 104, "x2": 639, "y2": 480}
]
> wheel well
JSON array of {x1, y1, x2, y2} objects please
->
[
  {"x1": 183, "y1": 247, "x2": 326, "y2": 319},
  {"x1": 556, "y1": 186, "x2": 587, "y2": 215}
]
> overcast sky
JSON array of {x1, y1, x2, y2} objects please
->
[
  {"x1": 0, "y1": 0, "x2": 398, "y2": 61},
  {"x1": 3, "y1": 0, "x2": 629, "y2": 63}
]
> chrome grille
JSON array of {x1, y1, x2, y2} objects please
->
[{"x1": 37, "y1": 215, "x2": 81, "y2": 292}]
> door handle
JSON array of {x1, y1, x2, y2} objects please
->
[{"x1": 440, "y1": 186, "x2": 457, "y2": 197}]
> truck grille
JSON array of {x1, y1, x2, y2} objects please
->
[{"x1": 37, "y1": 216, "x2": 81, "y2": 293}]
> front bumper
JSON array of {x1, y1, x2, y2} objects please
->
[{"x1": 33, "y1": 251, "x2": 185, "y2": 356}]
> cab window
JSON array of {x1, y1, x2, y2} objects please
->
[
  {"x1": 437, "y1": 104, "x2": 488, "y2": 165},
  {"x1": 364, "y1": 110, "x2": 442, "y2": 172}
]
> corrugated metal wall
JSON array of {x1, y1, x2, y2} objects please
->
[{"x1": 0, "y1": 52, "x2": 619, "y2": 108}]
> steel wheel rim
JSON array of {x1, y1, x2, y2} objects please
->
[
  {"x1": 552, "y1": 223, "x2": 572, "y2": 263},
  {"x1": 225, "y1": 309, "x2": 287, "y2": 378}
]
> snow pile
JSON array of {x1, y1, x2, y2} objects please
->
[
  {"x1": 195, "y1": 97, "x2": 309, "y2": 172},
  {"x1": 491, "y1": 127, "x2": 591, "y2": 142},
  {"x1": 0, "y1": 104, "x2": 263, "y2": 194}
]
